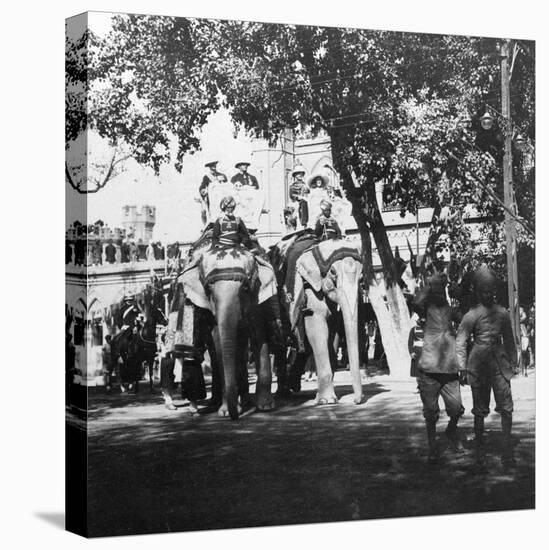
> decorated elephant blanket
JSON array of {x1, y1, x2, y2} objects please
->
[
  {"x1": 282, "y1": 233, "x2": 319, "y2": 300},
  {"x1": 289, "y1": 239, "x2": 362, "y2": 329},
  {"x1": 180, "y1": 246, "x2": 277, "y2": 312},
  {"x1": 200, "y1": 246, "x2": 258, "y2": 289}
]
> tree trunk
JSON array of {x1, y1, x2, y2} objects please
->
[
  {"x1": 362, "y1": 178, "x2": 411, "y2": 378},
  {"x1": 332, "y1": 153, "x2": 411, "y2": 379}
]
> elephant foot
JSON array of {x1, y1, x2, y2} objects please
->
[
  {"x1": 207, "y1": 397, "x2": 222, "y2": 409},
  {"x1": 353, "y1": 393, "x2": 365, "y2": 405},
  {"x1": 315, "y1": 394, "x2": 338, "y2": 406},
  {"x1": 239, "y1": 395, "x2": 254, "y2": 410},
  {"x1": 289, "y1": 379, "x2": 302, "y2": 394},
  {"x1": 256, "y1": 395, "x2": 275, "y2": 412},
  {"x1": 275, "y1": 385, "x2": 291, "y2": 397},
  {"x1": 218, "y1": 402, "x2": 243, "y2": 418}
]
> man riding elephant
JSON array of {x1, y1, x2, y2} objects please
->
[
  {"x1": 212, "y1": 195, "x2": 254, "y2": 250},
  {"x1": 315, "y1": 199, "x2": 342, "y2": 241},
  {"x1": 180, "y1": 202, "x2": 278, "y2": 420}
]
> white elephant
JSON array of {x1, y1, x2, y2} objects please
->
[{"x1": 289, "y1": 238, "x2": 364, "y2": 405}]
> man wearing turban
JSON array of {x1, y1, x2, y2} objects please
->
[
  {"x1": 456, "y1": 266, "x2": 518, "y2": 469},
  {"x1": 211, "y1": 195, "x2": 252, "y2": 249},
  {"x1": 412, "y1": 274, "x2": 464, "y2": 463},
  {"x1": 314, "y1": 199, "x2": 342, "y2": 241}
]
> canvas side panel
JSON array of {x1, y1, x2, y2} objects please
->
[{"x1": 65, "y1": 11, "x2": 89, "y2": 539}]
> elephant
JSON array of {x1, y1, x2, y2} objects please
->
[
  {"x1": 273, "y1": 235, "x2": 364, "y2": 405},
  {"x1": 180, "y1": 243, "x2": 278, "y2": 419}
]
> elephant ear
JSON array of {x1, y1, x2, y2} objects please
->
[
  {"x1": 179, "y1": 265, "x2": 212, "y2": 312},
  {"x1": 255, "y1": 256, "x2": 277, "y2": 304},
  {"x1": 296, "y1": 249, "x2": 322, "y2": 292}
]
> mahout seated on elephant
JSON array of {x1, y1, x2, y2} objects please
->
[{"x1": 180, "y1": 218, "x2": 278, "y2": 420}]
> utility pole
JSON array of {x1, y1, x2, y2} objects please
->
[{"x1": 500, "y1": 39, "x2": 522, "y2": 370}]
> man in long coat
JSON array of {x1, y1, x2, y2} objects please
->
[
  {"x1": 456, "y1": 267, "x2": 518, "y2": 469},
  {"x1": 413, "y1": 274, "x2": 464, "y2": 463},
  {"x1": 230, "y1": 161, "x2": 259, "y2": 189},
  {"x1": 314, "y1": 199, "x2": 342, "y2": 241},
  {"x1": 199, "y1": 161, "x2": 227, "y2": 221}
]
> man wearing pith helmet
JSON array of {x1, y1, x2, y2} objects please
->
[
  {"x1": 456, "y1": 266, "x2": 518, "y2": 470},
  {"x1": 288, "y1": 164, "x2": 309, "y2": 228},
  {"x1": 230, "y1": 161, "x2": 259, "y2": 189}
]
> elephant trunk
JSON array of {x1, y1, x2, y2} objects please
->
[
  {"x1": 212, "y1": 281, "x2": 242, "y2": 420},
  {"x1": 339, "y1": 264, "x2": 362, "y2": 404}
]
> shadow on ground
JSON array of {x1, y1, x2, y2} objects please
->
[{"x1": 79, "y1": 374, "x2": 536, "y2": 538}]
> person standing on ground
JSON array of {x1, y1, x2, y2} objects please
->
[
  {"x1": 456, "y1": 266, "x2": 518, "y2": 470},
  {"x1": 528, "y1": 302, "x2": 535, "y2": 368},
  {"x1": 412, "y1": 274, "x2": 464, "y2": 464},
  {"x1": 102, "y1": 335, "x2": 115, "y2": 392},
  {"x1": 519, "y1": 306, "x2": 530, "y2": 370}
]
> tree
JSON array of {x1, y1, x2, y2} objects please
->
[
  {"x1": 188, "y1": 22, "x2": 534, "y2": 375},
  {"x1": 88, "y1": 16, "x2": 535, "y2": 375},
  {"x1": 65, "y1": 17, "x2": 222, "y2": 192}
]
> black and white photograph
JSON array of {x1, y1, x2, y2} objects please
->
[
  {"x1": 62, "y1": 8, "x2": 539, "y2": 538},
  {"x1": 5, "y1": 1, "x2": 546, "y2": 546}
]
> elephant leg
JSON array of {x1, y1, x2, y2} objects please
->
[
  {"x1": 212, "y1": 328, "x2": 230, "y2": 417},
  {"x1": 304, "y1": 304, "x2": 337, "y2": 404},
  {"x1": 328, "y1": 319, "x2": 339, "y2": 372},
  {"x1": 213, "y1": 325, "x2": 242, "y2": 420},
  {"x1": 207, "y1": 329, "x2": 222, "y2": 408},
  {"x1": 275, "y1": 347, "x2": 291, "y2": 396},
  {"x1": 148, "y1": 358, "x2": 155, "y2": 393},
  {"x1": 254, "y1": 339, "x2": 274, "y2": 411},
  {"x1": 236, "y1": 331, "x2": 252, "y2": 409},
  {"x1": 160, "y1": 357, "x2": 176, "y2": 410},
  {"x1": 288, "y1": 351, "x2": 306, "y2": 393},
  {"x1": 252, "y1": 317, "x2": 274, "y2": 411}
]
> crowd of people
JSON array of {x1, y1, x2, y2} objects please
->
[{"x1": 65, "y1": 236, "x2": 186, "y2": 268}]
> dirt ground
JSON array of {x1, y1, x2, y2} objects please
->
[{"x1": 71, "y1": 370, "x2": 535, "y2": 537}]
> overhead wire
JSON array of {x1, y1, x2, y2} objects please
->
[{"x1": 266, "y1": 49, "x2": 504, "y2": 97}]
